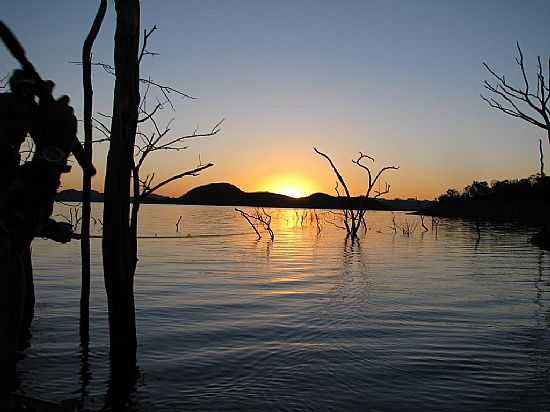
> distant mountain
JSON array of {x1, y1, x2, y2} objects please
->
[
  {"x1": 177, "y1": 182, "x2": 429, "y2": 211},
  {"x1": 179, "y1": 183, "x2": 297, "y2": 207},
  {"x1": 180, "y1": 182, "x2": 245, "y2": 204},
  {"x1": 57, "y1": 182, "x2": 431, "y2": 211},
  {"x1": 56, "y1": 189, "x2": 104, "y2": 202}
]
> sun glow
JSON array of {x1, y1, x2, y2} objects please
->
[
  {"x1": 263, "y1": 175, "x2": 316, "y2": 198},
  {"x1": 278, "y1": 185, "x2": 306, "y2": 198}
]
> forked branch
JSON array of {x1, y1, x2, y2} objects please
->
[
  {"x1": 481, "y1": 42, "x2": 550, "y2": 143},
  {"x1": 235, "y1": 208, "x2": 274, "y2": 240},
  {"x1": 314, "y1": 147, "x2": 399, "y2": 239}
]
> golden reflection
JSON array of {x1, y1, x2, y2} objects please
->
[
  {"x1": 273, "y1": 208, "x2": 315, "y2": 231},
  {"x1": 271, "y1": 275, "x2": 307, "y2": 283}
]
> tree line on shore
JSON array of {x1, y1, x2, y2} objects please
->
[{"x1": 427, "y1": 175, "x2": 549, "y2": 224}]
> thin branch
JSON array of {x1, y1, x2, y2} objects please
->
[
  {"x1": 138, "y1": 25, "x2": 158, "y2": 63},
  {"x1": 235, "y1": 208, "x2": 262, "y2": 240},
  {"x1": 70, "y1": 60, "x2": 196, "y2": 104},
  {"x1": 92, "y1": 116, "x2": 111, "y2": 140},
  {"x1": 314, "y1": 147, "x2": 351, "y2": 198},
  {"x1": 373, "y1": 182, "x2": 391, "y2": 198},
  {"x1": 540, "y1": 138, "x2": 545, "y2": 177},
  {"x1": 370, "y1": 166, "x2": 399, "y2": 194},
  {"x1": 141, "y1": 163, "x2": 214, "y2": 198},
  {"x1": 235, "y1": 208, "x2": 274, "y2": 240},
  {"x1": 152, "y1": 119, "x2": 223, "y2": 151},
  {"x1": 420, "y1": 215, "x2": 429, "y2": 232},
  {"x1": 137, "y1": 101, "x2": 161, "y2": 123},
  {"x1": 482, "y1": 43, "x2": 550, "y2": 144},
  {"x1": 352, "y1": 152, "x2": 375, "y2": 188}
]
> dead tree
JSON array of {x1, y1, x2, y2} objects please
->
[
  {"x1": 102, "y1": 0, "x2": 141, "y2": 375},
  {"x1": 80, "y1": 0, "x2": 107, "y2": 349},
  {"x1": 390, "y1": 213, "x2": 397, "y2": 233},
  {"x1": 420, "y1": 215, "x2": 429, "y2": 232},
  {"x1": 482, "y1": 43, "x2": 550, "y2": 145},
  {"x1": 56, "y1": 206, "x2": 83, "y2": 231},
  {"x1": 314, "y1": 147, "x2": 398, "y2": 239},
  {"x1": 431, "y1": 216, "x2": 440, "y2": 239},
  {"x1": 235, "y1": 208, "x2": 262, "y2": 239},
  {"x1": 399, "y1": 219, "x2": 418, "y2": 237},
  {"x1": 540, "y1": 138, "x2": 545, "y2": 177},
  {"x1": 101, "y1": 69, "x2": 221, "y2": 277},
  {"x1": 482, "y1": 44, "x2": 550, "y2": 248},
  {"x1": 235, "y1": 208, "x2": 274, "y2": 240},
  {"x1": 101, "y1": 4, "x2": 219, "y2": 376},
  {"x1": 126, "y1": 82, "x2": 221, "y2": 276},
  {"x1": 313, "y1": 210, "x2": 322, "y2": 235}
]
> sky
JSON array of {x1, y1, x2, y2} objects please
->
[{"x1": 1, "y1": 0, "x2": 549, "y2": 200}]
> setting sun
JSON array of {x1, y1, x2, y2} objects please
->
[
  {"x1": 277, "y1": 185, "x2": 306, "y2": 198},
  {"x1": 262, "y1": 175, "x2": 316, "y2": 198}
]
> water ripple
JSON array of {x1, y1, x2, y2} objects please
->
[{"x1": 17, "y1": 205, "x2": 550, "y2": 411}]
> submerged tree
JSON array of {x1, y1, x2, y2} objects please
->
[
  {"x1": 102, "y1": 0, "x2": 220, "y2": 377},
  {"x1": 314, "y1": 147, "x2": 398, "y2": 239},
  {"x1": 102, "y1": 0, "x2": 141, "y2": 374},
  {"x1": 80, "y1": 0, "x2": 107, "y2": 349},
  {"x1": 235, "y1": 208, "x2": 274, "y2": 240}
]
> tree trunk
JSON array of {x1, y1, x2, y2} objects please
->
[
  {"x1": 81, "y1": 0, "x2": 107, "y2": 349},
  {"x1": 130, "y1": 169, "x2": 140, "y2": 276},
  {"x1": 102, "y1": 0, "x2": 140, "y2": 372}
]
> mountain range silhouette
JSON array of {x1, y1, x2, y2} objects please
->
[{"x1": 57, "y1": 182, "x2": 431, "y2": 211}]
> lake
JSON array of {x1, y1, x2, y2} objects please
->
[{"x1": 16, "y1": 204, "x2": 550, "y2": 411}]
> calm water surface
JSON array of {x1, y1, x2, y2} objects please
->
[{"x1": 17, "y1": 204, "x2": 550, "y2": 411}]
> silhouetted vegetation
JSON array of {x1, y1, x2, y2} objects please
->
[
  {"x1": 96, "y1": 1, "x2": 220, "y2": 393},
  {"x1": 101, "y1": 0, "x2": 141, "y2": 385},
  {"x1": 0, "y1": 21, "x2": 93, "y2": 400},
  {"x1": 423, "y1": 176, "x2": 550, "y2": 227},
  {"x1": 80, "y1": 0, "x2": 107, "y2": 351},
  {"x1": 235, "y1": 208, "x2": 274, "y2": 240},
  {"x1": 482, "y1": 43, "x2": 550, "y2": 145},
  {"x1": 314, "y1": 148, "x2": 399, "y2": 239},
  {"x1": 481, "y1": 43, "x2": 550, "y2": 248}
]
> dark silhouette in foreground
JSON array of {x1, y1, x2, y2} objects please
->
[
  {"x1": 0, "y1": 21, "x2": 93, "y2": 410},
  {"x1": 79, "y1": 0, "x2": 107, "y2": 350},
  {"x1": 99, "y1": 1, "x2": 219, "y2": 396}
]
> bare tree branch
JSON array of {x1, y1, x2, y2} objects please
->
[
  {"x1": 140, "y1": 163, "x2": 213, "y2": 198},
  {"x1": 70, "y1": 60, "x2": 195, "y2": 107},
  {"x1": 482, "y1": 42, "x2": 550, "y2": 144},
  {"x1": 315, "y1": 147, "x2": 399, "y2": 238},
  {"x1": 235, "y1": 208, "x2": 262, "y2": 240},
  {"x1": 314, "y1": 147, "x2": 352, "y2": 198},
  {"x1": 235, "y1": 208, "x2": 274, "y2": 240},
  {"x1": 540, "y1": 138, "x2": 545, "y2": 177},
  {"x1": 138, "y1": 25, "x2": 158, "y2": 63}
]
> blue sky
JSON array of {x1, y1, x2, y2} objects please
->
[{"x1": 2, "y1": 0, "x2": 549, "y2": 198}]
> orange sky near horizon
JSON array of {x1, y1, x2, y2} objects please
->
[{"x1": 59, "y1": 128, "x2": 541, "y2": 202}]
